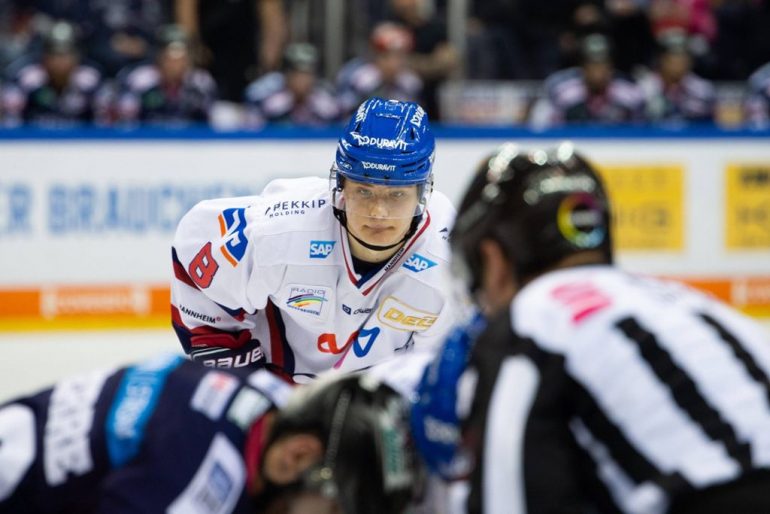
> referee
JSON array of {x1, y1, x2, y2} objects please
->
[{"x1": 449, "y1": 142, "x2": 770, "y2": 514}]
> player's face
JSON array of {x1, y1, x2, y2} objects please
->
[
  {"x1": 263, "y1": 434, "x2": 324, "y2": 486},
  {"x1": 583, "y1": 61, "x2": 612, "y2": 93},
  {"x1": 159, "y1": 45, "x2": 191, "y2": 84},
  {"x1": 43, "y1": 52, "x2": 78, "y2": 85},
  {"x1": 287, "y1": 69, "x2": 315, "y2": 99},
  {"x1": 343, "y1": 179, "x2": 420, "y2": 248}
]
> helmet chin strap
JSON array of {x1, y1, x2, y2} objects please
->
[{"x1": 333, "y1": 207, "x2": 421, "y2": 254}]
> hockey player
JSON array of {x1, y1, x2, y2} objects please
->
[
  {"x1": 171, "y1": 97, "x2": 455, "y2": 381},
  {"x1": 1, "y1": 20, "x2": 104, "y2": 127},
  {"x1": 638, "y1": 29, "x2": 716, "y2": 124},
  {"x1": 0, "y1": 353, "x2": 426, "y2": 514},
  {"x1": 0, "y1": 354, "x2": 297, "y2": 513},
  {"x1": 336, "y1": 23, "x2": 423, "y2": 118},
  {"x1": 444, "y1": 142, "x2": 770, "y2": 513},
  {"x1": 529, "y1": 34, "x2": 646, "y2": 128},
  {"x1": 114, "y1": 24, "x2": 217, "y2": 126},
  {"x1": 243, "y1": 42, "x2": 341, "y2": 128}
]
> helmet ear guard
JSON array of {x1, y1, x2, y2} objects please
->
[
  {"x1": 270, "y1": 374, "x2": 424, "y2": 514},
  {"x1": 451, "y1": 142, "x2": 613, "y2": 292}
]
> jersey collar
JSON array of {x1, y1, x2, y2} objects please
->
[{"x1": 339, "y1": 211, "x2": 432, "y2": 296}]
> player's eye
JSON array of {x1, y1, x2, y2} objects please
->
[{"x1": 356, "y1": 188, "x2": 374, "y2": 199}]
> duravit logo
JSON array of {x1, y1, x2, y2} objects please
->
[
  {"x1": 309, "y1": 240, "x2": 336, "y2": 259},
  {"x1": 403, "y1": 253, "x2": 437, "y2": 273}
]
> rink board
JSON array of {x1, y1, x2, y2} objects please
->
[{"x1": 1, "y1": 127, "x2": 769, "y2": 329}]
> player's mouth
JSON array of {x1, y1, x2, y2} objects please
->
[{"x1": 364, "y1": 224, "x2": 393, "y2": 234}]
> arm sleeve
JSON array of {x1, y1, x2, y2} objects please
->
[{"x1": 171, "y1": 198, "x2": 268, "y2": 367}]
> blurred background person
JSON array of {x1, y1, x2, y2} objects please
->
[
  {"x1": 11, "y1": 0, "x2": 165, "y2": 78},
  {"x1": 386, "y1": 0, "x2": 458, "y2": 120},
  {"x1": 530, "y1": 33, "x2": 646, "y2": 128},
  {"x1": 243, "y1": 42, "x2": 340, "y2": 128},
  {"x1": 709, "y1": 0, "x2": 770, "y2": 81},
  {"x1": 174, "y1": 0, "x2": 287, "y2": 103},
  {"x1": 82, "y1": 0, "x2": 166, "y2": 78},
  {"x1": 1, "y1": 20, "x2": 104, "y2": 127},
  {"x1": 465, "y1": 0, "x2": 572, "y2": 81},
  {"x1": 336, "y1": 21, "x2": 422, "y2": 118},
  {"x1": 744, "y1": 60, "x2": 770, "y2": 129},
  {"x1": 114, "y1": 24, "x2": 217, "y2": 127},
  {"x1": 638, "y1": 29, "x2": 715, "y2": 124}
]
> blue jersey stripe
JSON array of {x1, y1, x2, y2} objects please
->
[{"x1": 105, "y1": 354, "x2": 185, "y2": 467}]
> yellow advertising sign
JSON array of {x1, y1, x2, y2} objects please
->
[
  {"x1": 725, "y1": 164, "x2": 770, "y2": 249},
  {"x1": 597, "y1": 164, "x2": 684, "y2": 251}
]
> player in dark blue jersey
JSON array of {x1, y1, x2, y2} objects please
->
[
  {"x1": 0, "y1": 354, "x2": 296, "y2": 513},
  {"x1": 0, "y1": 353, "x2": 423, "y2": 514}
]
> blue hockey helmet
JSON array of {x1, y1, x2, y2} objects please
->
[
  {"x1": 331, "y1": 98, "x2": 436, "y2": 251},
  {"x1": 333, "y1": 97, "x2": 435, "y2": 187}
]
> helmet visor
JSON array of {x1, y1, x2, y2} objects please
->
[{"x1": 331, "y1": 167, "x2": 431, "y2": 221}]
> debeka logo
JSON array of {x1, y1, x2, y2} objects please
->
[
  {"x1": 309, "y1": 240, "x2": 336, "y2": 259},
  {"x1": 403, "y1": 253, "x2": 437, "y2": 273}
]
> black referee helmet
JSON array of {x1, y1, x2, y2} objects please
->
[{"x1": 452, "y1": 142, "x2": 613, "y2": 293}]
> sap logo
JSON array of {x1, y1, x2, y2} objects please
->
[
  {"x1": 362, "y1": 162, "x2": 397, "y2": 171},
  {"x1": 403, "y1": 253, "x2": 437, "y2": 273},
  {"x1": 410, "y1": 106, "x2": 426, "y2": 127},
  {"x1": 377, "y1": 296, "x2": 438, "y2": 332},
  {"x1": 342, "y1": 304, "x2": 373, "y2": 315},
  {"x1": 351, "y1": 133, "x2": 408, "y2": 150},
  {"x1": 218, "y1": 208, "x2": 248, "y2": 267},
  {"x1": 309, "y1": 240, "x2": 336, "y2": 259}
]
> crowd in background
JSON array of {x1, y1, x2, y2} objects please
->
[{"x1": 0, "y1": 0, "x2": 769, "y2": 128}]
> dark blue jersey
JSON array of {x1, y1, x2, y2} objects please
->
[{"x1": 0, "y1": 354, "x2": 292, "y2": 513}]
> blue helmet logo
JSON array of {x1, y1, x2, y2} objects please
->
[{"x1": 334, "y1": 97, "x2": 435, "y2": 186}]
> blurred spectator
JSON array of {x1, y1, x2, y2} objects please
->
[
  {"x1": 744, "y1": 61, "x2": 770, "y2": 128},
  {"x1": 16, "y1": 0, "x2": 165, "y2": 77},
  {"x1": 560, "y1": 2, "x2": 655, "y2": 75},
  {"x1": 467, "y1": 0, "x2": 572, "y2": 80},
  {"x1": 387, "y1": 0, "x2": 458, "y2": 119},
  {"x1": 336, "y1": 21, "x2": 422, "y2": 117},
  {"x1": 243, "y1": 42, "x2": 340, "y2": 128},
  {"x1": 83, "y1": 0, "x2": 166, "y2": 77},
  {"x1": 0, "y1": 0, "x2": 36, "y2": 69},
  {"x1": 114, "y1": 24, "x2": 216, "y2": 126},
  {"x1": 637, "y1": 29, "x2": 715, "y2": 123},
  {"x1": 710, "y1": 0, "x2": 770, "y2": 80},
  {"x1": 175, "y1": 0, "x2": 287, "y2": 102},
  {"x1": 1, "y1": 20, "x2": 104, "y2": 127},
  {"x1": 530, "y1": 33, "x2": 646, "y2": 128},
  {"x1": 649, "y1": 0, "x2": 716, "y2": 58},
  {"x1": 605, "y1": 0, "x2": 656, "y2": 74},
  {"x1": 650, "y1": 0, "x2": 716, "y2": 39}
]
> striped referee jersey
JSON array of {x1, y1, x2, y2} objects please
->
[{"x1": 462, "y1": 265, "x2": 770, "y2": 514}]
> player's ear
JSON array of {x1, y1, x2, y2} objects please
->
[{"x1": 478, "y1": 238, "x2": 517, "y2": 314}]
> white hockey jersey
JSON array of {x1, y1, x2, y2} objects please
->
[{"x1": 171, "y1": 177, "x2": 456, "y2": 382}]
